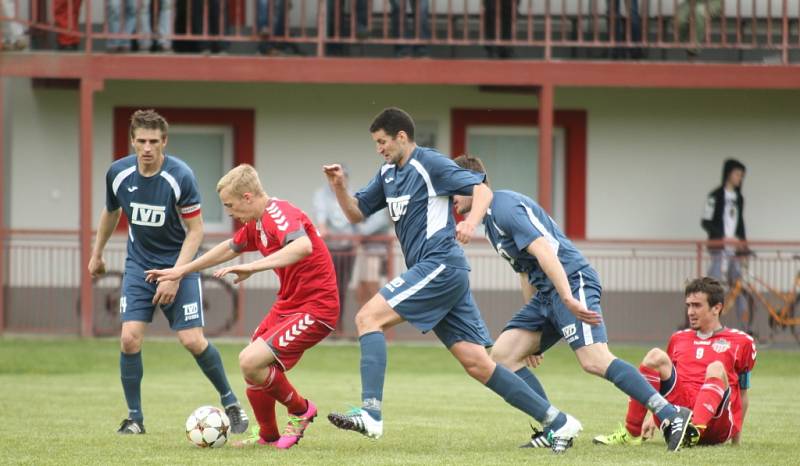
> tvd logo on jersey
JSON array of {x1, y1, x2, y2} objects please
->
[
  {"x1": 386, "y1": 195, "x2": 410, "y2": 222},
  {"x1": 712, "y1": 338, "x2": 731, "y2": 353},
  {"x1": 130, "y1": 202, "x2": 166, "y2": 227}
]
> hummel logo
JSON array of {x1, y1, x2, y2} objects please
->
[
  {"x1": 384, "y1": 177, "x2": 394, "y2": 183},
  {"x1": 127, "y1": 186, "x2": 138, "y2": 192}
]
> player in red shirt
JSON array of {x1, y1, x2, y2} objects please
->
[
  {"x1": 593, "y1": 276, "x2": 756, "y2": 447},
  {"x1": 146, "y1": 164, "x2": 339, "y2": 449}
]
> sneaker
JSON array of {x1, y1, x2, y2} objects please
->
[
  {"x1": 661, "y1": 406, "x2": 693, "y2": 452},
  {"x1": 592, "y1": 424, "x2": 643, "y2": 446},
  {"x1": 231, "y1": 427, "x2": 276, "y2": 448},
  {"x1": 117, "y1": 418, "x2": 145, "y2": 434},
  {"x1": 548, "y1": 414, "x2": 582, "y2": 454},
  {"x1": 273, "y1": 400, "x2": 318, "y2": 449},
  {"x1": 519, "y1": 424, "x2": 551, "y2": 448},
  {"x1": 226, "y1": 404, "x2": 250, "y2": 434},
  {"x1": 327, "y1": 407, "x2": 383, "y2": 439}
]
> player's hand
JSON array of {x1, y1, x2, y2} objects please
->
[
  {"x1": 322, "y1": 164, "x2": 346, "y2": 188},
  {"x1": 152, "y1": 279, "x2": 179, "y2": 305},
  {"x1": 563, "y1": 296, "x2": 603, "y2": 326},
  {"x1": 214, "y1": 264, "x2": 254, "y2": 284},
  {"x1": 88, "y1": 256, "x2": 106, "y2": 278},
  {"x1": 455, "y1": 220, "x2": 476, "y2": 244},
  {"x1": 641, "y1": 415, "x2": 657, "y2": 440},
  {"x1": 524, "y1": 354, "x2": 544, "y2": 368},
  {"x1": 145, "y1": 267, "x2": 184, "y2": 284}
]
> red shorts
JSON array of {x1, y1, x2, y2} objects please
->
[
  {"x1": 251, "y1": 310, "x2": 333, "y2": 371},
  {"x1": 664, "y1": 371, "x2": 736, "y2": 445}
]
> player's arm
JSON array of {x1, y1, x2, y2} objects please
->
[
  {"x1": 146, "y1": 238, "x2": 241, "y2": 283},
  {"x1": 456, "y1": 183, "x2": 492, "y2": 244},
  {"x1": 88, "y1": 207, "x2": 122, "y2": 277},
  {"x1": 526, "y1": 238, "x2": 602, "y2": 325},
  {"x1": 323, "y1": 164, "x2": 364, "y2": 223},
  {"x1": 214, "y1": 235, "x2": 313, "y2": 284},
  {"x1": 519, "y1": 272, "x2": 535, "y2": 303},
  {"x1": 731, "y1": 388, "x2": 749, "y2": 445}
]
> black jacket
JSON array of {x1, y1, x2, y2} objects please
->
[{"x1": 701, "y1": 159, "x2": 746, "y2": 246}]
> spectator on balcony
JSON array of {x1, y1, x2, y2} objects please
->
[
  {"x1": 607, "y1": 0, "x2": 643, "y2": 59},
  {"x1": 54, "y1": 0, "x2": 82, "y2": 50},
  {"x1": 326, "y1": 0, "x2": 369, "y2": 56},
  {"x1": 701, "y1": 158, "x2": 749, "y2": 333},
  {"x1": 107, "y1": 0, "x2": 153, "y2": 52},
  {"x1": 1, "y1": 0, "x2": 27, "y2": 50},
  {"x1": 174, "y1": 0, "x2": 226, "y2": 53},
  {"x1": 484, "y1": 0, "x2": 518, "y2": 58},
  {"x1": 256, "y1": 0, "x2": 289, "y2": 56},
  {"x1": 151, "y1": 0, "x2": 173, "y2": 52},
  {"x1": 390, "y1": 0, "x2": 430, "y2": 57},
  {"x1": 678, "y1": 0, "x2": 722, "y2": 56},
  {"x1": 313, "y1": 167, "x2": 358, "y2": 335}
]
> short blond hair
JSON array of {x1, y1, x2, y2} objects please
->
[{"x1": 217, "y1": 164, "x2": 265, "y2": 197}]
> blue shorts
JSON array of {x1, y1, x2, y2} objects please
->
[
  {"x1": 120, "y1": 260, "x2": 204, "y2": 331},
  {"x1": 379, "y1": 261, "x2": 493, "y2": 349},
  {"x1": 504, "y1": 267, "x2": 608, "y2": 352}
]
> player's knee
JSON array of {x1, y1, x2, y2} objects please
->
[
  {"x1": 461, "y1": 355, "x2": 494, "y2": 383},
  {"x1": 705, "y1": 361, "x2": 727, "y2": 381},
  {"x1": 489, "y1": 346, "x2": 519, "y2": 369},
  {"x1": 119, "y1": 331, "x2": 142, "y2": 353},
  {"x1": 642, "y1": 347, "x2": 668, "y2": 369},
  {"x1": 178, "y1": 332, "x2": 207, "y2": 355},
  {"x1": 238, "y1": 348, "x2": 259, "y2": 378},
  {"x1": 354, "y1": 308, "x2": 379, "y2": 332}
]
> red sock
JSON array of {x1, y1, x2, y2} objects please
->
[
  {"x1": 263, "y1": 366, "x2": 307, "y2": 415},
  {"x1": 692, "y1": 377, "x2": 726, "y2": 432},
  {"x1": 625, "y1": 365, "x2": 661, "y2": 437},
  {"x1": 246, "y1": 379, "x2": 279, "y2": 441}
]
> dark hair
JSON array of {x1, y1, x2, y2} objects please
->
[
  {"x1": 685, "y1": 276, "x2": 725, "y2": 309},
  {"x1": 453, "y1": 154, "x2": 490, "y2": 187},
  {"x1": 369, "y1": 107, "x2": 415, "y2": 141},
  {"x1": 129, "y1": 109, "x2": 168, "y2": 139}
]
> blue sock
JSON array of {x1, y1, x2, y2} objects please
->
[
  {"x1": 485, "y1": 364, "x2": 553, "y2": 424},
  {"x1": 359, "y1": 331, "x2": 387, "y2": 421},
  {"x1": 604, "y1": 358, "x2": 678, "y2": 421},
  {"x1": 120, "y1": 351, "x2": 143, "y2": 423},
  {"x1": 194, "y1": 343, "x2": 238, "y2": 407},
  {"x1": 514, "y1": 367, "x2": 549, "y2": 401}
]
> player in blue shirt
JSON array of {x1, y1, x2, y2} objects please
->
[
  {"x1": 87, "y1": 110, "x2": 248, "y2": 435},
  {"x1": 452, "y1": 155, "x2": 695, "y2": 452},
  {"x1": 323, "y1": 107, "x2": 586, "y2": 453}
]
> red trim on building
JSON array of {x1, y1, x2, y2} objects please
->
[
  {"x1": 451, "y1": 108, "x2": 587, "y2": 239},
  {"x1": 112, "y1": 107, "x2": 255, "y2": 232}
]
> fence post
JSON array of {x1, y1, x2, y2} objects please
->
[
  {"x1": 317, "y1": 0, "x2": 327, "y2": 57},
  {"x1": 695, "y1": 241, "x2": 703, "y2": 279},
  {"x1": 84, "y1": 0, "x2": 93, "y2": 53},
  {"x1": 0, "y1": 78, "x2": 6, "y2": 335}
]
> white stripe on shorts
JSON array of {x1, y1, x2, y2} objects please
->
[
  {"x1": 387, "y1": 264, "x2": 446, "y2": 308},
  {"x1": 578, "y1": 271, "x2": 593, "y2": 345},
  {"x1": 197, "y1": 276, "x2": 205, "y2": 327}
]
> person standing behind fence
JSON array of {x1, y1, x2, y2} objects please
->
[
  {"x1": 483, "y1": 0, "x2": 518, "y2": 58},
  {"x1": 313, "y1": 169, "x2": 358, "y2": 335},
  {"x1": 107, "y1": 0, "x2": 153, "y2": 52},
  {"x1": 87, "y1": 109, "x2": 249, "y2": 436},
  {"x1": 54, "y1": 0, "x2": 82, "y2": 50},
  {"x1": 678, "y1": 0, "x2": 722, "y2": 56},
  {"x1": 701, "y1": 158, "x2": 749, "y2": 333}
]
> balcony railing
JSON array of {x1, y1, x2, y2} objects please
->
[{"x1": 1, "y1": 0, "x2": 798, "y2": 63}]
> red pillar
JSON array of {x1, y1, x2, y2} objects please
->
[
  {"x1": 79, "y1": 78, "x2": 104, "y2": 337},
  {"x1": 537, "y1": 83, "x2": 554, "y2": 214},
  {"x1": 0, "y1": 78, "x2": 6, "y2": 334}
]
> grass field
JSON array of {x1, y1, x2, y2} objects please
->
[{"x1": 0, "y1": 336, "x2": 797, "y2": 465}]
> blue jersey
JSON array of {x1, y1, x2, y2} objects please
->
[
  {"x1": 484, "y1": 190, "x2": 589, "y2": 293},
  {"x1": 105, "y1": 155, "x2": 202, "y2": 269},
  {"x1": 355, "y1": 147, "x2": 485, "y2": 269}
]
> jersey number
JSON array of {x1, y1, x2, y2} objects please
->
[{"x1": 695, "y1": 348, "x2": 704, "y2": 359}]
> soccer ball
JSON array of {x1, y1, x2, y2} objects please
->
[{"x1": 185, "y1": 406, "x2": 230, "y2": 448}]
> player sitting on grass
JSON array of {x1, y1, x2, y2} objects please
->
[
  {"x1": 593, "y1": 276, "x2": 756, "y2": 448},
  {"x1": 146, "y1": 164, "x2": 340, "y2": 449}
]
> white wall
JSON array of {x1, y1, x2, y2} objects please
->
[{"x1": 6, "y1": 78, "x2": 800, "y2": 241}]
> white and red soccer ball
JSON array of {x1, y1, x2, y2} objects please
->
[{"x1": 185, "y1": 406, "x2": 230, "y2": 448}]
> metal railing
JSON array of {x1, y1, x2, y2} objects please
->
[
  {"x1": 3, "y1": 229, "x2": 800, "y2": 342},
  {"x1": 1, "y1": 0, "x2": 798, "y2": 62}
]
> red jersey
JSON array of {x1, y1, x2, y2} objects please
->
[
  {"x1": 667, "y1": 328, "x2": 756, "y2": 432},
  {"x1": 231, "y1": 198, "x2": 339, "y2": 326}
]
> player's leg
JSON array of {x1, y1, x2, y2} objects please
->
[
  {"x1": 437, "y1": 282, "x2": 580, "y2": 454},
  {"x1": 593, "y1": 347, "x2": 673, "y2": 445},
  {"x1": 167, "y1": 274, "x2": 247, "y2": 432},
  {"x1": 691, "y1": 361, "x2": 729, "y2": 440},
  {"x1": 243, "y1": 311, "x2": 332, "y2": 449}
]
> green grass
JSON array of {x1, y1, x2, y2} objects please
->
[{"x1": 0, "y1": 337, "x2": 797, "y2": 465}]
